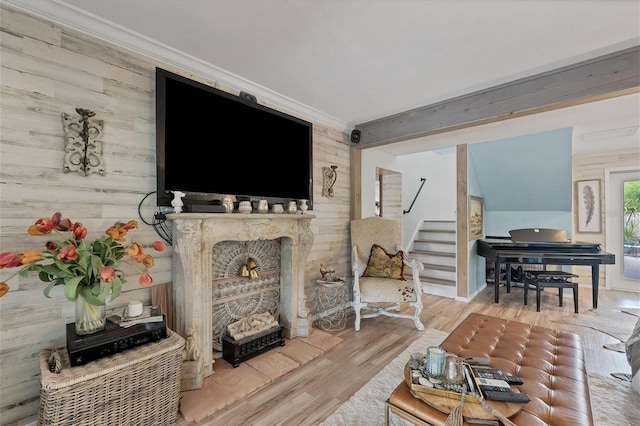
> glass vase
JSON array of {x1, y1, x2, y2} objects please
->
[{"x1": 75, "y1": 293, "x2": 106, "y2": 335}]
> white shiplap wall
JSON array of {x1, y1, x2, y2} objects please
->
[{"x1": 0, "y1": 5, "x2": 351, "y2": 424}]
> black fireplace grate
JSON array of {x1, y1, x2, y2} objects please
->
[{"x1": 222, "y1": 325, "x2": 285, "y2": 367}]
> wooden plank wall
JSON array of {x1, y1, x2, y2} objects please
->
[
  {"x1": 572, "y1": 148, "x2": 640, "y2": 287},
  {"x1": 0, "y1": 5, "x2": 351, "y2": 423}
]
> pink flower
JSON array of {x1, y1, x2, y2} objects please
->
[
  {"x1": 152, "y1": 241, "x2": 166, "y2": 252},
  {"x1": 0, "y1": 252, "x2": 22, "y2": 268},
  {"x1": 71, "y1": 223, "x2": 87, "y2": 239},
  {"x1": 57, "y1": 245, "x2": 78, "y2": 262},
  {"x1": 139, "y1": 273, "x2": 153, "y2": 286},
  {"x1": 99, "y1": 266, "x2": 115, "y2": 283}
]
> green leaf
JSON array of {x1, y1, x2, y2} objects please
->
[
  {"x1": 110, "y1": 276, "x2": 123, "y2": 301},
  {"x1": 42, "y1": 281, "x2": 56, "y2": 298},
  {"x1": 63, "y1": 275, "x2": 84, "y2": 301}
]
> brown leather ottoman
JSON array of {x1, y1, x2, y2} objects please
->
[{"x1": 386, "y1": 313, "x2": 593, "y2": 426}]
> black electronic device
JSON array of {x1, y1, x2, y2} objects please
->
[
  {"x1": 183, "y1": 204, "x2": 227, "y2": 213},
  {"x1": 481, "y1": 390, "x2": 531, "y2": 403},
  {"x1": 155, "y1": 67, "x2": 313, "y2": 211},
  {"x1": 471, "y1": 366, "x2": 524, "y2": 385},
  {"x1": 66, "y1": 316, "x2": 167, "y2": 366}
]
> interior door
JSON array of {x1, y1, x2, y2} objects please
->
[
  {"x1": 606, "y1": 168, "x2": 640, "y2": 292},
  {"x1": 376, "y1": 167, "x2": 403, "y2": 220}
]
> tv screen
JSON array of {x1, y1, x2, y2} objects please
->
[{"x1": 155, "y1": 67, "x2": 313, "y2": 210}]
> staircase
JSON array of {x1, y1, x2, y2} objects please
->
[{"x1": 407, "y1": 220, "x2": 457, "y2": 299}]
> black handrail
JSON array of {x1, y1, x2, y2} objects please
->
[{"x1": 403, "y1": 178, "x2": 426, "y2": 215}]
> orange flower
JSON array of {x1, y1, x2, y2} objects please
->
[
  {"x1": 28, "y1": 218, "x2": 54, "y2": 235},
  {"x1": 20, "y1": 250, "x2": 43, "y2": 265},
  {"x1": 139, "y1": 273, "x2": 153, "y2": 286},
  {"x1": 57, "y1": 245, "x2": 78, "y2": 262},
  {"x1": 142, "y1": 255, "x2": 154, "y2": 268},
  {"x1": 99, "y1": 266, "x2": 115, "y2": 283},
  {"x1": 127, "y1": 243, "x2": 145, "y2": 263},
  {"x1": 0, "y1": 282, "x2": 8, "y2": 297},
  {"x1": 105, "y1": 225, "x2": 128, "y2": 242}
]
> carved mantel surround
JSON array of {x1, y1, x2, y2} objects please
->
[{"x1": 168, "y1": 213, "x2": 315, "y2": 389}]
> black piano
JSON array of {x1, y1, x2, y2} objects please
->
[{"x1": 478, "y1": 228, "x2": 615, "y2": 308}]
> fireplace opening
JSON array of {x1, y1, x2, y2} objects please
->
[{"x1": 210, "y1": 239, "x2": 282, "y2": 354}]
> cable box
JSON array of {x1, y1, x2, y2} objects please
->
[
  {"x1": 66, "y1": 316, "x2": 167, "y2": 366},
  {"x1": 183, "y1": 204, "x2": 227, "y2": 213}
]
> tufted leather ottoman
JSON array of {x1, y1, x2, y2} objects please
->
[{"x1": 386, "y1": 313, "x2": 593, "y2": 426}]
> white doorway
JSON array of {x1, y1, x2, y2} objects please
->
[{"x1": 605, "y1": 167, "x2": 640, "y2": 292}]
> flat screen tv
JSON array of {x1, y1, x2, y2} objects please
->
[{"x1": 155, "y1": 67, "x2": 313, "y2": 210}]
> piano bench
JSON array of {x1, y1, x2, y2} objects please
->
[{"x1": 524, "y1": 271, "x2": 579, "y2": 313}]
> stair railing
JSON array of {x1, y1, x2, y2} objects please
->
[{"x1": 403, "y1": 177, "x2": 426, "y2": 215}]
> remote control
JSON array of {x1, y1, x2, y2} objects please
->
[
  {"x1": 464, "y1": 357, "x2": 492, "y2": 365},
  {"x1": 471, "y1": 366, "x2": 524, "y2": 385},
  {"x1": 482, "y1": 390, "x2": 531, "y2": 403},
  {"x1": 504, "y1": 374, "x2": 524, "y2": 385}
]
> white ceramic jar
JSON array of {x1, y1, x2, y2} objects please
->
[{"x1": 238, "y1": 201, "x2": 252, "y2": 214}]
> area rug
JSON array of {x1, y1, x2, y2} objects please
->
[
  {"x1": 179, "y1": 329, "x2": 343, "y2": 423},
  {"x1": 321, "y1": 329, "x2": 640, "y2": 426},
  {"x1": 320, "y1": 328, "x2": 448, "y2": 426},
  {"x1": 589, "y1": 372, "x2": 640, "y2": 426},
  {"x1": 553, "y1": 307, "x2": 640, "y2": 342}
]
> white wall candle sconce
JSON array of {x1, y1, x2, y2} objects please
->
[
  {"x1": 61, "y1": 108, "x2": 105, "y2": 176},
  {"x1": 322, "y1": 165, "x2": 338, "y2": 197}
]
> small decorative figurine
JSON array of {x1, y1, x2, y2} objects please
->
[
  {"x1": 320, "y1": 264, "x2": 328, "y2": 280},
  {"x1": 222, "y1": 196, "x2": 234, "y2": 213},
  {"x1": 171, "y1": 191, "x2": 186, "y2": 213}
]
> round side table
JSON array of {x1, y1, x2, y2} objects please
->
[{"x1": 315, "y1": 279, "x2": 347, "y2": 331}]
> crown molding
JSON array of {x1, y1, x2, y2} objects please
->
[{"x1": 3, "y1": 0, "x2": 351, "y2": 133}]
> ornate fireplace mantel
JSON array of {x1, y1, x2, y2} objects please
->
[{"x1": 168, "y1": 212, "x2": 315, "y2": 389}]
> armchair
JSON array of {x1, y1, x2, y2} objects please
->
[{"x1": 351, "y1": 217, "x2": 424, "y2": 331}]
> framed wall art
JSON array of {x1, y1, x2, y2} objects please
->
[
  {"x1": 575, "y1": 179, "x2": 601, "y2": 233},
  {"x1": 469, "y1": 195, "x2": 484, "y2": 240}
]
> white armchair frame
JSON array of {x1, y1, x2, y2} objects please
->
[{"x1": 351, "y1": 217, "x2": 424, "y2": 331}]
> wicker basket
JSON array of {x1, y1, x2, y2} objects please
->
[{"x1": 38, "y1": 329, "x2": 185, "y2": 426}]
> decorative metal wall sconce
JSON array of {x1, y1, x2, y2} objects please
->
[
  {"x1": 322, "y1": 165, "x2": 338, "y2": 197},
  {"x1": 61, "y1": 108, "x2": 105, "y2": 176}
]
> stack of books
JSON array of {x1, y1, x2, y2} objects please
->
[{"x1": 107, "y1": 305, "x2": 164, "y2": 328}]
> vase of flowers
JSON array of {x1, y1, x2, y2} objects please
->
[
  {"x1": 75, "y1": 291, "x2": 107, "y2": 334},
  {"x1": 0, "y1": 212, "x2": 166, "y2": 335}
]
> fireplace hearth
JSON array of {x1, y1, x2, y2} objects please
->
[{"x1": 169, "y1": 213, "x2": 314, "y2": 390}]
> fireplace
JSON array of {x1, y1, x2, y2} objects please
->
[{"x1": 168, "y1": 213, "x2": 314, "y2": 389}]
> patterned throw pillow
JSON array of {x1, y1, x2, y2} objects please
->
[{"x1": 362, "y1": 244, "x2": 406, "y2": 280}]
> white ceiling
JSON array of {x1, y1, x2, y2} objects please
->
[{"x1": 6, "y1": 0, "x2": 640, "y2": 155}]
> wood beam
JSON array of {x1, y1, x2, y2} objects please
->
[{"x1": 353, "y1": 46, "x2": 640, "y2": 148}]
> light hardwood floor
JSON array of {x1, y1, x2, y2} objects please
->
[{"x1": 177, "y1": 285, "x2": 639, "y2": 426}]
